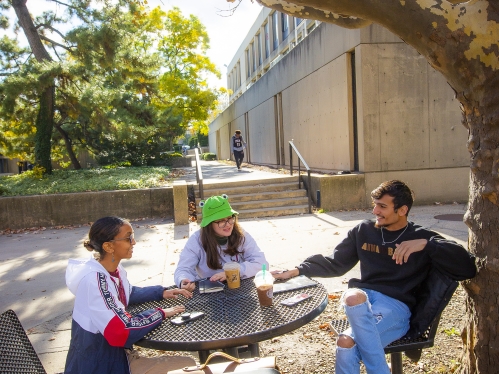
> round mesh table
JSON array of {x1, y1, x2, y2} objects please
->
[{"x1": 127, "y1": 277, "x2": 328, "y2": 353}]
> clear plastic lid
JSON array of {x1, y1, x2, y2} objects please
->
[{"x1": 254, "y1": 270, "x2": 274, "y2": 286}]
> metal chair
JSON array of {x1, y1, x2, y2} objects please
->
[
  {"x1": 0, "y1": 309, "x2": 47, "y2": 373},
  {"x1": 330, "y1": 268, "x2": 459, "y2": 374}
]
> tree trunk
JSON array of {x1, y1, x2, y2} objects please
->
[
  {"x1": 34, "y1": 86, "x2": 54, "y2": 174},
  {"x1": 12, "y1": 0, "x2": 54, "y2": 174},
  {"x1": 55, "y1": 123, "x2": 82, "y2": 170},
  {"x1": 459, "y1": 96, "x2": 499, "y2": 373}
]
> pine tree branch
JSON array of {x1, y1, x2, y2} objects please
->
[{"x1": 39, "y1": 34, "x2": 71, "y2": 52}]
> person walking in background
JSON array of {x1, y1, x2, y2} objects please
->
[
  {"x1": 65, "y1": 216, "x2": 194, "y2": 374},
  {"x1": 230, "y1": 130, "x2": 246, "y2": 171},
  {"x1": 273, "y1": 180, "x2": 476, "y2": 374},
  {"x1": 175, "y1": 194, "x2": 268, "y2": 291}
]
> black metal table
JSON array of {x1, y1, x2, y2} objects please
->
[{"x1": 128, "y1": 277, "x2": 328, "y2": 360}]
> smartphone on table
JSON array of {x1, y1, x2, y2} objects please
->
[
  {"x1": 170, "y1": 311, "x2": 205, "y2": 325},
  {"x1": 280, "y1": 293, "x2": 311, "y2": 306}
]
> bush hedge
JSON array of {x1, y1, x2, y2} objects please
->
[{"x1": 202, "y1": 153, "x2": 217, "y2": 161}]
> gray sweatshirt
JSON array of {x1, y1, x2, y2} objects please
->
[{"x1": 174, "y1": 229, "x2": 268, "y2": 287}]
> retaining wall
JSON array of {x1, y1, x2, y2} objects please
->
[{"x1": 0, "y1": 187, "x2": 174, "y2": 230}]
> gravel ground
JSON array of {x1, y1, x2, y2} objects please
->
[{"x1": 136, "y1": 286, "x2": 466, "y2": 373}]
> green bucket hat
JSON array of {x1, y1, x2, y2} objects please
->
[{"x1": 200, "y1": 194, "x2": 238, "y2": 227}]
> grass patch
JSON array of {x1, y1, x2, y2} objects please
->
[{"x1": 0, "y1": 166, "x2": 174, "y2": 196}]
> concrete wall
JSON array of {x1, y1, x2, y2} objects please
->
[
  {"x1": 0, "y1": 188, "x2": 174, "y2": 230},
  {"x1": 283, "y1": 54, "x2": 352, "y2": 171},
  {"x1": 356, "y1": 43, "x2": 468, "y2": 173},
  {"x1": 363, "y1": 167, "x2": 470, "y2": 206},
  {"x1": 310, "y1": 174, "x2": 366, "y2": 211},
  {"x1": 248, "y1": 98, "x2": 277, "y2": 164},
  {"x1": 209, "y1": 20, "x2": 470, "y2": 204},
  {"x1": 309, "y1": 168, "x2": 469, "y2": 212}
]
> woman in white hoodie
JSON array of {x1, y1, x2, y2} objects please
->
[{"x1": 65, "y1": 216, "x2": 194, "y2": 374}]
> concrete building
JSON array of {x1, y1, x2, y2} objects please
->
[
  {"x1": 208, "y1": 8, "x2": 470, "y2": 210},
  {"x1": 0, "y1": 155, "x2": 21, "y2": 175}
]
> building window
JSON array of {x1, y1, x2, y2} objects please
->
[
  {"x1": 281, "y1": 13, "x2": 289, "y2": 40},
  {"x1": 264, "y1": 23, "x2": 270, "y2": 58},
  {"x1": 250, "y1": 42, "x2": 255, "y2": 72},
  {"x1": 257, "y1": 33, "x2": 262, "y2": 65},
  {"x1": 245, "y1": 49, "x2": 250, "y2": 78},
  {"x1": 307, "y1": 21, "x2": 317, "y2": 34},
  {"x1": 237, "y1": 61, "x2": 241, "y2": 88},
  {"x1": 272, "y1": 12, "x2": 279, "y2": 51},
  {"x1": 295, "y1": 17, "x2": 302, "y2": 26}
]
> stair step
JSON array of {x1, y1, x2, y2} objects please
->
[
  {"x1": 195, "y1": 182, "x2": 303, "y2": 197},
  {"x1": 192, "y1": 175, "x2": 311, "y2": 221},
  {"x1": 196, "y1": 197, "x2": 309, "y2": 213},
  {"x1": 195, "y1": 189, "x2": 307, "y2": 204},
  {"x1": 193, "y1": 176, "x2": 299, "y2": 190}
]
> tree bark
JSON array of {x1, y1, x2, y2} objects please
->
[
  {"x1": 459, "y1": 95, "x2": 499, "y2": 373},
  {"x1": 255, "y1": 0, "x2": 499, "y2": 372},
  {"x1": 12, "y1": 0, "x2": 54, "y2": 174},
  {"x1": 55, "y1": 123, "x2": 82, "y2": 170},
  {"x1": 34, "y1": 86, "x2": 55, "y2": 174}
]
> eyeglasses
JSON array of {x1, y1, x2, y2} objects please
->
[
  {"x1": 110, "y1": 233, "x2": 135, "y2": 244},
  {"x1": 214, "y1": 216, "x2": 235, "y2": 228}
]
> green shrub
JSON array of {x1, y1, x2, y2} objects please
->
[
  {"x1": 102, "y1": 161, "x2": 132, "y2": 169},
  {"x1": 202, "y1": 153, "x2": 216, "y2": 161},
  {"x1": 0, "y1": 184, "x2": 10, "y2": 196},
  {"x1": 189, "y1": 137, "x2": 198, "y2": 148},
  {"x1": 0, "y1": 166, "x2": 173, "y2": 196},
  {"x1": 189, "y1": 133, "x2": 208, "y2": 147}
]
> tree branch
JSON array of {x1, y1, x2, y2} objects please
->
[
  {"x1": 255, "y1": 0, "x2": 371, "y2": 28},
  {"x1": 36, "y1": 22, "x2": 66, "y2": 41},
  {"x1": 39, "y1": 34, "x2": 72, "y2": 52}
]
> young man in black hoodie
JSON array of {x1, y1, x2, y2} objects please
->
[
  {"x1": 230, "y1": 130, "x2": 246, "y2": 170},
  {"x1": 274, "y1": 180, "x2": 476, "y2": 374}
]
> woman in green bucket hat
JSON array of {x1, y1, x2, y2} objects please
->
[{"x1": 174, "y1": 194, "x2": 268, "y2": 291}]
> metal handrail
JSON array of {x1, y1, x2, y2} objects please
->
[
  {"x1": 289, "y1": 140, "x2": 312, "y2": 213},
  {"x1": 194, "y1": 148, "x2": 204, "y2": 200}
]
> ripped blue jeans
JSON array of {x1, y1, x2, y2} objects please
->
[{"x1": 335, "y1": 288, "x2": 411, "y2": 374}]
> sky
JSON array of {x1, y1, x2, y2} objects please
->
[
  {"x1": 10, "y1": 0, "x2": 264, "y2": 89},
  {"x1": 151, "y1": 0, "x2": 263, "y2": 87}
]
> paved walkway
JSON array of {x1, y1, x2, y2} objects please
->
[
  {"x1": 176, "y1": 159, "x2": 292, "y2": 184},
  {"x1": 0, "y1": 161, "x2": 469, "y2": 373}
]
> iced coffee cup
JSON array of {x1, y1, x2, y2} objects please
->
[
  {"x1": 223, "y1": 262, "x2": 241, "y2": 289},
  {"x1": 254, "y1": 270, "x2": 274, "y2": 307}
]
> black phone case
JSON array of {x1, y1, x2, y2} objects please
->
[{"x1": 170, "y1": 311, "x2": 205, "y2": 325}]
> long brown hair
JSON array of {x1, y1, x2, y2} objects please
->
[{"x1": 200, "y1": 218, "x2": 246, "y2": 270}]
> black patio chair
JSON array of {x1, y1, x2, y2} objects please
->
[
  {"x1": 0, "y1": 309, "x2": 47, "y2": 373},
  {"x1": 329, "y1": 267, "x2": 459, "y2": 374}
]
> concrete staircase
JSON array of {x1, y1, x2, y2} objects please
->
[{"x1": 193, "y1": 176, "x2": 310, "y2": 221}]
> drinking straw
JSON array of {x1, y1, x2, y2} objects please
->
[{"x1": 262, "y1": 264, "x2": 266, "y2": 279}]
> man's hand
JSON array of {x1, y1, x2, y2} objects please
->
[
  {"x1": 271, "y1": 268, "x2": 299, "y2": 280},
  {"x1": 180, "y1": 279, "x2": 196, "y2": 292},
  {"x1": 392, "y1": 239, "x2": 428, "y2": 264},
  {"x1": 163, "y1": 288, "x2": 192, "y2": 299},
  {"x1": 210, "y1": 272, "x2": 226, "y2": 282}
]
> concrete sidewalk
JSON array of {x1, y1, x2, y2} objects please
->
[
  {"x1": 176, "y1": 159, "x2": 291, "y2": 185},
  {"x1": 0, "y1": 201, "x2": 468, "y2": 373}
]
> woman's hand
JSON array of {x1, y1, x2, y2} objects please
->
[
  {"x1": 162, "y1": 305, "x2": 185, "y2": 318},
  {"x1": 180, "y1": 279, "x2": 196, "y2": 292},
  {"x1": 271, "y1": 268, "x2": 299, "y2": 280},
  {"x1": 163, "y1": 288, "x2": 192, "y2": 299},
  {"x1": 209, "y1": 272, "x2": 226, "y2": 282}
]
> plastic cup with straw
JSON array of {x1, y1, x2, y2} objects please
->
[{"x1": 254, "y1": 264, "x2": 274, "y2": 306}]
